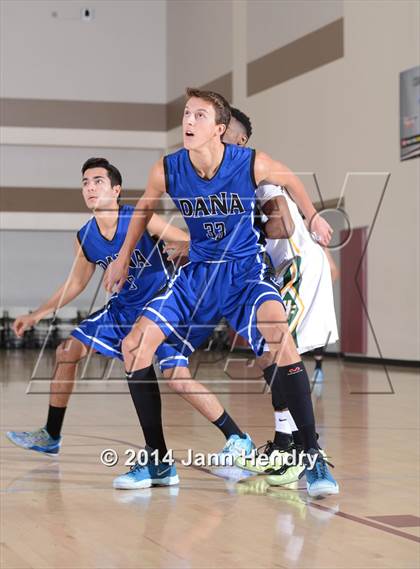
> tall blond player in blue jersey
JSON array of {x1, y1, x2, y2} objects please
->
[{"x1": 104, "y1": 89, "x2": 339, "y2": 498}]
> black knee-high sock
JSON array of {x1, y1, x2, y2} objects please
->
[
  {"x1": 212, "y1": 410, "x2": 245, "y2": 440},
  {"x1": 263, "y1": 363, "x2": 317, "y2": 451},
  {"x1": 45, "y1": 405, "x2": 66, "y2": 440},
  {"x1": 269, "y1": 382, "x2": 287, "y2": 413},
  {"x1": 126, "y1": 365, "x2": 168, "y2": 460},
  {"x1": 267, "y1": 375, "x2": 304, "y2": 448}
]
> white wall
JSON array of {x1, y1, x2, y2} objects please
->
[
  {"x1": 0, "y1": 0, "x2": 167, "y2": 103},
  {"x1": 166, "y1": 0, "x2": 232, "y2": 101},
  {"x1": 1, "y1": 145, "x2": 161, "y2": 189}
]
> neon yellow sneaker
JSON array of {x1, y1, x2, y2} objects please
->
[
  {"x1": 266, "y1": 447, "x2": 330, "y2": 487},
  {"x1": 235, "y1": 440, "x2": 297, "y2": 474},
  {"x1": 265, "y1": 463, "x2": 305, "y2": 486}
]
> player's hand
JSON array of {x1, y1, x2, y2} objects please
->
[
  {"x1": 163, "y1": 240, "x2": 190, "y2": 261},
  {"x1": 103, "y1": 256, "x2": 129, "y2": 293},
  {"x1": 310, "y1": 214, "x2": 333, "y2": 247},
  {"x1": 13, "y1": 314, "x2": 38, "y2": 338}
]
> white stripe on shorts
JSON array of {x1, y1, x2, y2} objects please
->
[
  {"x1": 142, "y1": 306, "x2": 195, "y2": 352},
  {"x1": 74, "y1": 327, "x2": 121, "y2": 355},
  {"x1": 158, "y1": 355, "x2": 189, "y2": 366},
  {"x1": 84, "y1": 308, "x2": 109, "y2": 323},
  {"x1": 247, "y1": 285, "x2": 282, "y2": 349}
]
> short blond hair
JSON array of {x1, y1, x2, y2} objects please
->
[{"x1": 185, "y1": 87, "x2": 231, "y2": 128}]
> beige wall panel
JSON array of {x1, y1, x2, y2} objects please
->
[
  {"x1": 247, "y1": 18, "x2": 343, "y2": 96},
  {"x1": 0, "y1": 187, "x2": 144, "y2": 213},
  {"x1": 0, "y1": 99, "x2": 166, "y2": 131},
  {"x1": 247, "y1": 0, "x2": 343, "y2": 61}
]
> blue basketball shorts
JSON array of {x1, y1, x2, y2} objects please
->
[
  {"x1": 142, "y1": 254, "x2": 283, "y2": 357},
  {"x1": 70, "y1": 299, "x2": 194, "y2": 372}
]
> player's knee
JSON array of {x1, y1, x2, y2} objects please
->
[
  {"x1": 165, "y1": 376, "x2": 178, "y2": 392},
  {"x1": 261, "y1": 326, "x2": 288, "y2": 347},
  {"x1": 162, "y1": 368, "x2": 191, "y2": 393},
  {"x1": 122, "y1": 334, "x2": 134, "y2": 355},
  {"x1": 56, "y1": 339, "x2": 85, "y2": 363},
  {"x1": 256, "y1": 353, "x2": 273, "y2": 371},
  {"x1": 122, "y1": 333, "x2": 144, "y2": 361},
  {"x1": 167, "y1": 376, "x2": 188, "y2": 393}
]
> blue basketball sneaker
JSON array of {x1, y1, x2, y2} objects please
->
[
  {"x1": 216, "y1": 433, "x2": 255, "y2": 466},
  {"x1": 311, "y1": 368, "x2": 325, "y2": 398},
  {"x1": 305, "y1": 449, "x2": 339, "y2": 497},
  {"x1": 113, "y1": 459, "x2": 179, "y2": 490},
  {"x1": 312, "y1": 368, "x2": 324, "y2": 383},
  {"x1": 6, "y1": 427, "x2": 61, "y2": 455}
]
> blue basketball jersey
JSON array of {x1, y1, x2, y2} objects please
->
[
  {"x1": 77, "y1": 205, "x2": 170, "y2": 307},
  {"x1": 163, "y1": 144, "x2": 262, "y2": 261}
]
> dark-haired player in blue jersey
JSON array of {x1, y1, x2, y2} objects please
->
[
  {"x1": 6, "y1": 158, "x2": 183, "y2": 486},
  {"x1": 7, "y1": 157, "x2": 257, "y2": 488},
  {"x1": 104, "y1": 89, "x2": 339, "y2": 497}
]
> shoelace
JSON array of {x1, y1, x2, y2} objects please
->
[
  {"x1": 256, "y1": 440, "x2": 276, "y2": 457},
  {"x1": 128, "y1": 459, "x2": 162, "y2": 473},
  {"x1": 29, "y1": 429, "x2": 50, "y2": 443},
  {"x1": 256, "y1": 440, "x2": 294, "y2": 457},
  {"x1": 129, "y1": 462, "x2": 143, "y2": 473},
  {"x1": 315, "y1": 458, "x2": 326, "y2": 477},
  {"x1": 308, "y1": 454, "x2": 335, "y2": 474}
]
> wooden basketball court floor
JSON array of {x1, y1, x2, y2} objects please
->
[{"x1": 1, "y1": 350, "x2": 419, "y2": 569}]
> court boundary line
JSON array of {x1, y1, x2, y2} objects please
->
[{"x1": 308, "y1": 503, "x2": 420, "y2": 544}]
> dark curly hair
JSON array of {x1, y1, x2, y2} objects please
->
[{"x1": 230, "y1": 107, "x2": 252, "y2": 140}]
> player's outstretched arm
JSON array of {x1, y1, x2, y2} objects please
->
[
  {"x1": 147, "y1": 214, "x2": 189, "y2": 243},
  {"x1": 261, "y1": 196, "x2": 294, "y2": 239},
  {"x1": 254, "y1": 152, "x2": 332, "y2": 246},
  {"x1": 256, "y1": 184, "x2": 294, "y2": 238},
  {"x1": 147, "y1": 214, "x2": 190, "y2": 261},
  {"x1": 103, "y1": 159, "x2": 166, "y2": 293},
  {"x1": 12, "y1": 241, "x2": 95, "y2": 338}
]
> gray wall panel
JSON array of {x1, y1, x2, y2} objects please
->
[
  {"x1": 0, "y1": 145, "x2": 162, "y2": 189},
  {"x1": 0, "y1": 0, "x2": 167, "y2": 103},
  {"x1": 1, "y1": 230, "x2": 107, "y2": 310},
  {"x1": 167, "y1": 0, "x2": 232, "y2": 101}
]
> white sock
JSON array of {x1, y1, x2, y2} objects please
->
[
  {"x1": 284, "y1": 410, "x2": 298, "y2": 432},
  {"x1": 274, "y1": 411, "x2": 292, "y2": 435}
]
